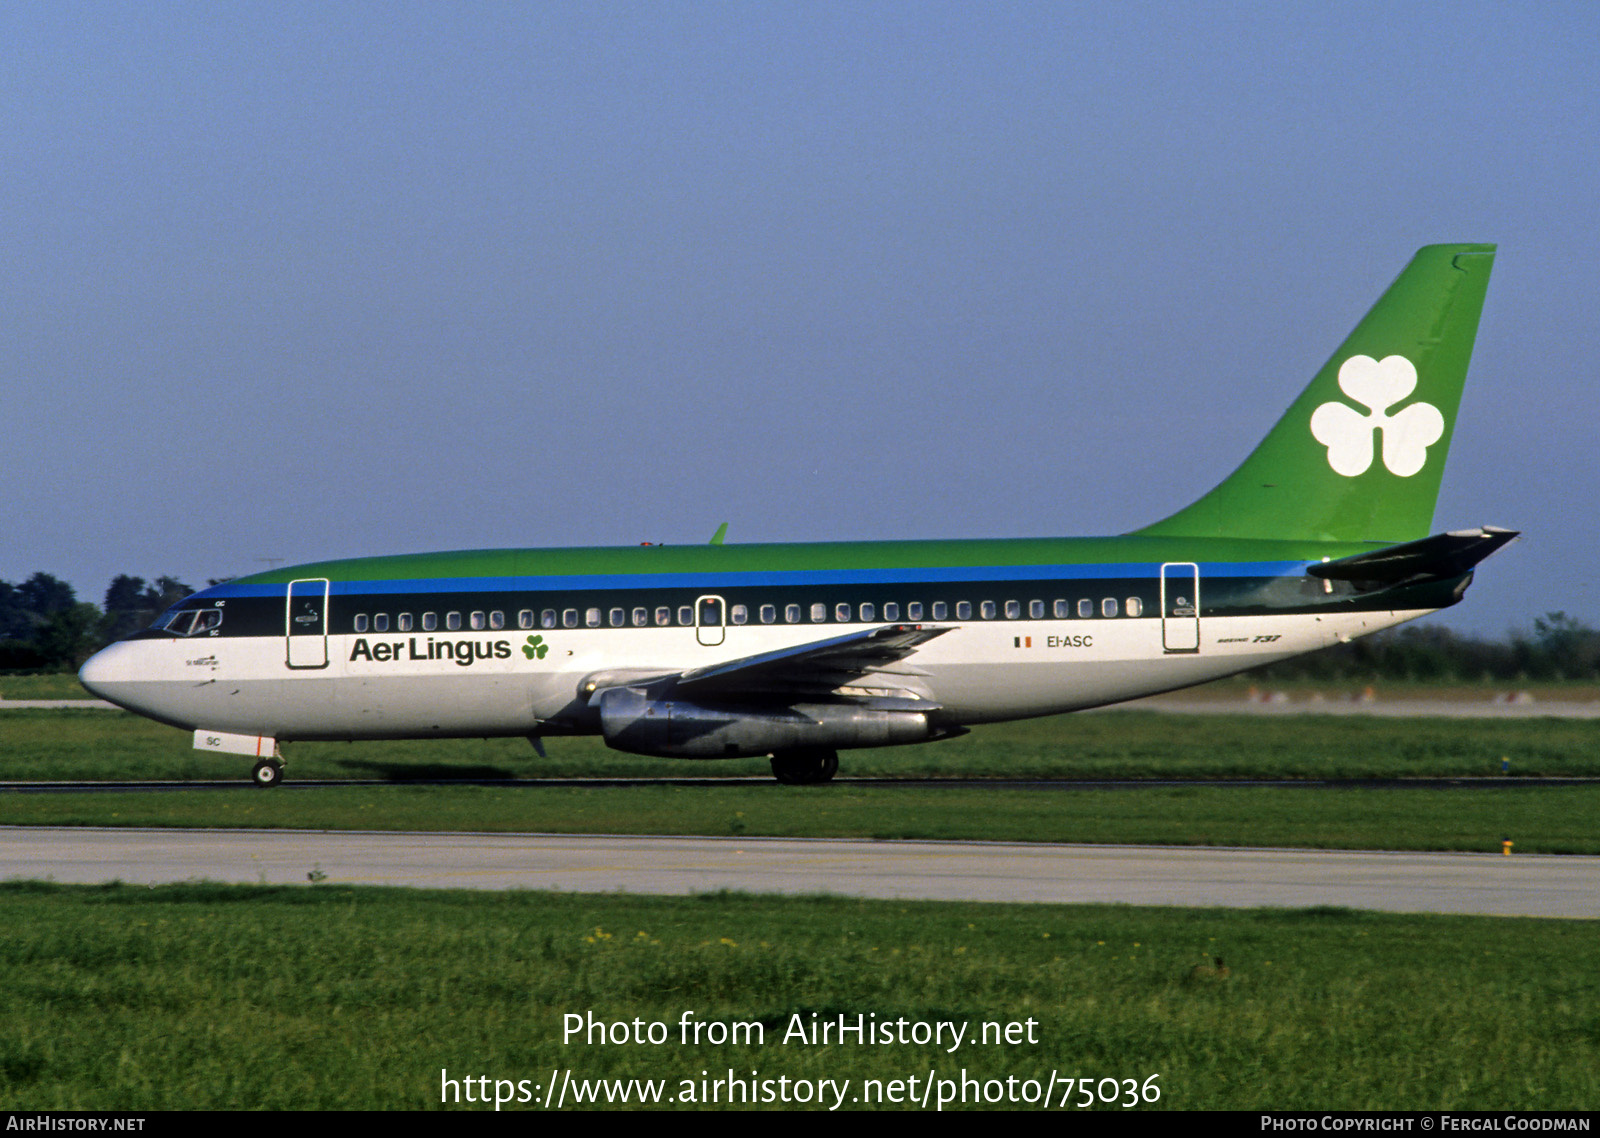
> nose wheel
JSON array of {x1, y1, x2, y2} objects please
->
[
  {"x1": 252, "y1": 758, "x2": 284, "y2": 788},
  {"x1": 770, "y1": 748, "x2": 839, "y2": 785}
]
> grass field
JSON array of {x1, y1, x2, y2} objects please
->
[
  {"x1": 3, "y1": 699, "x2": 1596, "y2": 1111},
  {"x1": 4, "y1": 706, "x2": 1599, "y2": 783},
  {"x1": 1, "y1": 883, "x2": 1593, "y2": 1111},
  {"x1": 4, "y1": 705, "x2": 1598, "y2": 852},
  {"x1": 0, "y1": 674, "x2": 93, "y2": 700},
  {"x1": 3, "y1": 782, "x2": 1596, "y2": 854}
]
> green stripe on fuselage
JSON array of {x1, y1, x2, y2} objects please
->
[{"x1": 232, "y1": 534, "x2": 1386, "y2": 588}]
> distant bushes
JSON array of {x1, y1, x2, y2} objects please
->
[
  {"x1": 0, "y1": 572, "x2": 194, "y2": 672},
  {"x1": 1251, "y1": 612, "x2": 1600, "y2": 683}
]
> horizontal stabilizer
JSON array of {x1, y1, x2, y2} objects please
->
[{"x1": 1308, "y1": 526, "x2": 1518, "y2": 586}]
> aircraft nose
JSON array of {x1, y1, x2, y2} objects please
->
[{"x1": 78, "y1": 641, "x2": 144, "y2": 707}]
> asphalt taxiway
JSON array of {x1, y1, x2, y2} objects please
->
[{"x1": 2, "y1": 828, "x2": 1594, "y2": 918}]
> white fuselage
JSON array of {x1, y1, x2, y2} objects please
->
[{"x1": 82, "y1": 604, "x2": 1425, "y2": 745}]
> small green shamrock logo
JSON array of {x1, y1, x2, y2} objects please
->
[{"x1": 522, "y1": 634, "x2": 549, "y2": 660}]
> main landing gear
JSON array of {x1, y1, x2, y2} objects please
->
[
  {"x1": 252, "y1": 758, "x2": 284, "y2": 788},
  {"x1": 770, "y1": 748, "x2": 839, "y2": 786}
]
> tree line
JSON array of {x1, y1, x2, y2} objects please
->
[
  {"x1": 0, "y1": 573, "x2": 200, "y2": 671},
  {"x1": 1249, "y1": 612, "x2": 1600, "y2": 683},
  {"x1": 1, "y1": 571, "x2": 1596, "y2": 681}
]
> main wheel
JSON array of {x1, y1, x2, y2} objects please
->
[
  {"x1": 770, "y1": 749, "x2": 839, "y2": 785},
  {"x1": 252, "y1": 758, "x2": 284, "y2": 788}
]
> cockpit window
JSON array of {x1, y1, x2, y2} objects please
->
[{"x1": 155, "y1": 608, "x2": 223, "y2": 636}]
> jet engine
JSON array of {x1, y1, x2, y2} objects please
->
[{"x1": 595, "y1": 684, "x2": 935, "y2": 759}]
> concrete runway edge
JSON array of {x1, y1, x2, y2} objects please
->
[{"x1": 1, "y1": 828, "x2": 1594, "y2": 918}]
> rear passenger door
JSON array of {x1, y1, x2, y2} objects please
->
[{"x1": 1160, "y1": 563, "x2": 1200, "y2": 653}]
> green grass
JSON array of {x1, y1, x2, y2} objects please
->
[
  {"x1": 5, "y1": 709, "x2": 1597, "y2": 852},
  {"x1": 4, "y1": 708, "x2": 1599, "y2": 783},
  {"x1": 4, "y1": 701, "x2": 1595, "y2": 1112},
  {"x1": 2, "y1": 782, "x2": 1595, "y2": 854},
  {"x1": 0, "y1": 883, "x2": 1592, "y2": 1111},
  {"x1": 0, "y1": 673, "x2": 97, "y2": 699}
]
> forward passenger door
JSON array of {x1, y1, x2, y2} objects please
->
[{"x1": 286, "y1": 578, "x2": 330, "y2": 669}]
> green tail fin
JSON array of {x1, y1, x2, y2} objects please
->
[{"x1": 1135, "y1": 244, "x2": 1495, "y2": 544}]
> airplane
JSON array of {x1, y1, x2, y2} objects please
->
[{"x1": 79, "y1": 243, "x2": 1514, "y2": 787}]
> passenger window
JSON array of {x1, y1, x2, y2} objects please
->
[
  {"x1": 398, "y1": 613, "x2": 414, "y2": 632},
  {"x1": 1102, "y1": 598, "x2": 1118, "y2": 618},
  {"x1": 956, "y1": 601, "x2": 972, "y2": 620},
  {"x1": 1126, "y1": 597, "x2": 1143, "y2": 617},
  {"x1": 731, "y1": 604, "x2": 748, "y2": 625},
  {"x1": 981, "y1": 600, "x2": 997, "y2": 619},
  {"x1": 354, "y1": 614, "x2": 369, "y2": 633},
  {"x1": 655, "y1": 607, "x2": 671, "y2": 627},
  {"x1": 907, "y1": 602, "x2": 923, "y2": 621},
  {"x1": 810, "y1": 603, "x2": 826, "y2": 623},
  {"x1": 1077, "y1": 599, "x2": 1093, "y2": 619},
  {"x1": 518, "y1": 610, "x2": 534, "y2": 630},
  {"x1": 604, "y1": 608, "x2": 620, "y2": 627},
  {"x1": 835, "y1": 603, "x2": 851, "y2": 622},
  {"x1": 760, "y1": 604, "x2": 776, "y2": 624},
  {"x1": 678, "y1": 606, "x2": 694, "y2": 626},
  {"x1": 860, "y1": 602, "x2": 875, "y2": 622},
  {"x1": 423, "y1": 612, "x2": 438, "y2": 631},
  {"x1": 931, "y1": 601, "x2": 948, "y2": 620},
  {"x1": 490, "y1": 611, "x2": 505, "y2": 630},
  {"x1": 1053, "y1": 599, "x2": 1068, "y2": 619},
  {"x1": 1029, "y1": 600, "x2": 1044, "y2": 620},
  {"x1": 470, "y1": 611, "x2": 486, "y2": 630},
  {"x1": 374, "y1": 613, "x2": 389, "y2": 632},
  {"x1": 883, "y1": 602, "x2": 899, "y2": 621},
  {"x1": 632, "y1": 607, "x2": 648, "y2": 627},
  {"x1": 542, "y1": 610, "x2": 557, "y2": 629},
  {"x1": 1004, "y1": 600, "x2": 1020, "y2": 620},
  {"x1": 785, "y1": 604, "x2": 801, "y2": 623},
  {"x1": 447, "y1": 612, "x2": 462, "y2": 631},
  {"x1": 563, "y1": 610, "x2": 579, "y2": 629}
]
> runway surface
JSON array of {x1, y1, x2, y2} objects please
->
[{"x1": 3, "y1": 828, "x2": 1594, "y2": 918}]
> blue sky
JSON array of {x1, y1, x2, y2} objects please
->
[{"x1": 4, "y1": 2, "x2": 1594, "y2": 635}]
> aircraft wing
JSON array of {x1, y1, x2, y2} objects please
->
[{"x1": 670, "y1": 624, "x2": 952, "y2": 703}]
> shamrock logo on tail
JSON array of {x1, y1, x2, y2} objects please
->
[
  {"x1": 1310, "y1": 354, "x2": 1444, "y2": 477},
  {"x1": 522, "y1": 634, "x2": 549, "y2": 660}
]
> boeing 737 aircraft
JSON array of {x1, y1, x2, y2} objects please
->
[{"x1": 81, "y1": 244, "x2": 1513, "y2": 786}]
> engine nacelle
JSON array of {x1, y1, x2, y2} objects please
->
[{"x1": 596, "y1": 685, "x2": 935, "y2": 759}]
